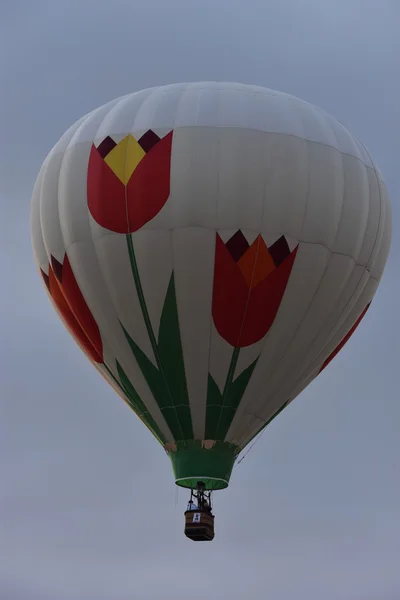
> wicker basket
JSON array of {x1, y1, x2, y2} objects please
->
[{"x1": 184, "y1": 510, "x2": 215, "y2": 541}]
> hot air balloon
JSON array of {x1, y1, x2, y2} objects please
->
[{"x1": 31, "y1": 82, "x2": 391, "y2": 542}]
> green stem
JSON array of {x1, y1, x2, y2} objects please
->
[
  {"x1": 104, "y1": 363, "x2": 121, "y2": 388},
  {"x1": 103, "y1": 363, "x2": 138, "y2": 408},
  {"x1": 103, "y1": 363, "x2": 165, "y2": 445},
  {"x1": 214, "y1": 346, "x2": 240, "y2": 439},
  {"x1": 223, "y1": 346, "x2": 240, "y2": 397},
  {"x1": 126, "y1": 233, "x2": 162, "y2": 371},
  {"x1": 125, "y1": 234, "x2": 187, "y2": 442}
]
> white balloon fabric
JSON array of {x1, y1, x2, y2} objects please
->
[{"x1": 31, "y1": 82, "x2": 391, "y2": 490}]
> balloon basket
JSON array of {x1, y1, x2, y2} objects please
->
[{"x1": 184, "y1": 510, "x2": 215, "y2": 542}]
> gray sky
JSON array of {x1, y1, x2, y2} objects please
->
[{"x1": 1, "y1": 1, "x2": 399, "y2": 598}]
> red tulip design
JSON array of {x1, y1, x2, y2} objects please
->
[
  {"x1": 87, "y1": 128, "x2": 183, "y2": 435},
  {"x1": 212, "y1": 231, "x2": 298, "y2": 348},
  {"x1": 40, "y1": 255, "x2": 171, "y2": 443},
  {"x1": 318, "y1": 303, "x2": 370, "y2": 373},
  {"x1": 41, "y1": 254, "x2": 103, "y2": 363},
  {"x1": 87, "y1": 129, "x2": 173, "y2": 233}
]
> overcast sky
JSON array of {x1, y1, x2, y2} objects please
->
[{"x1": 1, "y1": 1, "x2": 399, "y2": 598}]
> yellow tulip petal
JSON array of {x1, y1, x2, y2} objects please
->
[{"x1": 104, "y1": 134, "x2": 146, "y2": 184}]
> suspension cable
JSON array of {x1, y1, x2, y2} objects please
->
[{"x1": 234, "y1": 428, "x2": 267, "y2": 467}]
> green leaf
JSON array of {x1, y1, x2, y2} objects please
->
[
  {"x1": 215, "y1": 357, "x2": 259, "y2": 440},
  {"x1": 227, "y1": 358, "x2": 259, "y2": 408},
  {"x1": 205, "y1": 373, "x2": 224, "y2": 439},
  {"x1": 157, "y1": 274, "x2": 193, "y2": 439},
  {"x1": 205, "y1": 357, "x2": 259, "y2": 442},
  {"x1": 116, "y1": 360, "x2": 166, "y2": 444},
  {"x1": 121, "y1": 323, "x2": 184, "y2": 440}
]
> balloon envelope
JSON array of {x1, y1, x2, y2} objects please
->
[{"x1": 31, "y1": 82, "x2": 391, "y2": 490}]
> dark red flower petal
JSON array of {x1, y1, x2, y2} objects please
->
[
  {"x1": 97, "y1": 136, "x2": 117, "y2": 159},
  {"x1": 212, "y1": 234, "x2": 250, "y2": 347},
  {"x1": 269, "y1": 235, "x2": 291, "y2": 267},
  {"x1": 87, "y1": 131, "x2": 173, "y2": 234},
  {"x1": 60, "y1": 255, "x2": 103, "y2": 362},
  {"x1": 226, "y1": 230, "x2": 250, "y2": 262},
  {"x1": 44, "y1": 256, "x2": 103, "y2": 363},
  {"x1": 51, "y1": 255, "x2": 63, "y2": 282},
  {"x1": 126, "y1": 130, "x2": 173, "y2": 231},
  {"x1": 212, "y1": 233, "x2": 299, "y2": 348},
  {"x1": 212, "y1": 234, "x2": 249, "y2": 346},
  {"x1": 41, "y1": 269, "x2": 50, "y2": 290},
  {"x1": 238, "y1": 246, "x2": 298, "y2": 347},
  {"x1": 87, "y1": 143, "x2": 127, "y2": 233},
  {"x1": 138, "y1": 129, "x2": 161, "y2": 152}
]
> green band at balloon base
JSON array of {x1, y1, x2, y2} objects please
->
[{"x1": 168, "y1": 441, "x2": 239, "y2": 490}]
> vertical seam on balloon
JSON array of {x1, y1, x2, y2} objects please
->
[
  {"x1": 170, "y1": 89, "x2": 205, "y2": 440},
  {"x1": 174, "y1": 82, "x2": 192, "y2": 129},
  {"x1": 69, "y1": 100, "x2": 131, "y2": 376},
  {"x1": 199, "y1": 88, "x2": 214, "y2": 441},
  {"x1": 223, "y1": 133, "x2": 271, "y2": 443},
  {"x1": 171, "y1": 83, "x2": 199, "y2": 440},
  {"x1": 297, "y1": 267, "x2": 372, "y2": 373},
  {"x1": 79, "y1": 102, "x2": 175, "y2": 443},
  {"x1": 168, "y1": 227, "x2": 194, "y2": 441},
  {"x1": 123, "y1": 130, "x2": 185, "y2": 443},
  {"x1": 37, "y1": 161, "x2": 48, "y2": 269},
  {"x1": 245, "y1": 271, "x2": 372, "y2": 439},
  {"x1": 239, "y1": 260, "x2": 371, "y2": 444},
  {"x1": 87, "y1": 96, "x2": 173, "y2": 438},
  {"x1": 50, "y1": 121, "x2": 106, "y2": 366},
  {"x1": 237, "y1": 237, "x2": 263, "y2": 347},
  {"x1": 233, "y1": 243, "x2": 371, "y2": 447},
  {"x1": 89, "y1": 244, "x2": 173, "y2": 441},
  {"x1": 223, "y1": 239, "x2": 372, "y2": 444},
  {"x1": 315, "y1": 143, "x2": 360, "y2": 347},
  {"x1": 227, "y1": 131, "x2": 310, "y2": 444},
  {"x1": 299, "y1": 268, "x2": 369, "y2": 380},
  {"x1": 48, "y1": 114, "x2": 108, "y2": 363},
  {"x1": 212, "y1": 88, "x2": 245, "y2": 441},
  {"x1": 366, "y1": 167, "x2": 384, "y2": 272},
  {"x1": 192, "y1": 85, "x2": 207, "y2": 440},
  {"x1": 294, "y1": 150, "x2": 369, "y2": 370},
  {"x1": 32, "y1": 168, "x2": 47, "y2": 274},
  {"x1": 223, "y1": 134, "x2": 278, "y2": 443},
  {"x1": 214, "y1": 236, "x2": 263, "y2": 441},
  {"x1": 328, "y1": 115, "x2": 346, "y2": 250},
  {"x1": 298, "y1": 118, "x2": 311, "y2": 238},
  {"x1": 134, "y1": 88, "x2": 192, "y2": 440},
  {"x1": 39, "y1": 135, "x2": 68, "y2": 266},
  {"x1": 56, "y1": 107, "x2": 129, "y2": 382},
  {"x1": 356, "y1": 161, "x2": 372, "y2": 271},
  {"x1": 230, "y1": 245, "x2": 335, "y2": 445},
  {"x1": 244, "y1": 144, "x2": 347, "y2": 422},
  {"x1": 205, "y1": 123, "x2": 221, "y2": 440},
  {"x1": 369, "y1": 167, "x2": 383, "y2": 268},
  {"x1": 331, "y1": 151, "x2": 367, "y2": 267},
  {"x1": 37, "y1": 94, "x2": 165, "y2": 444},
  {"x1": 130, "y1": 86, "x2": 158, "y2": 138},
  {"x1": 332, "y1": 120, "x2": 383, "y2": 272},
  {"x1": 237, "y1": 270, "x2": 377, "y2": 446}
]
